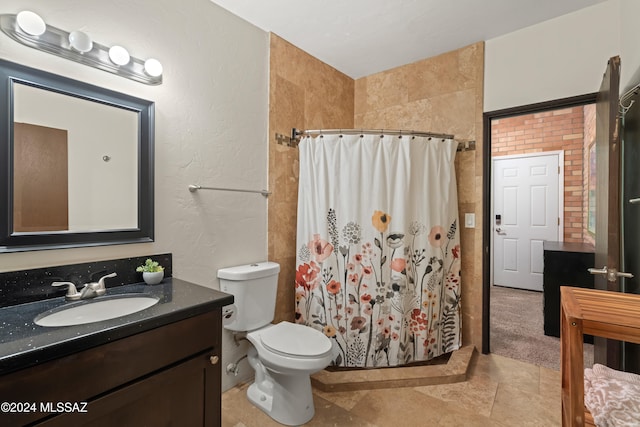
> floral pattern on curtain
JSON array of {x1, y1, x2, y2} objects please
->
[{"x1": 295, "y1": 134, "x2": 461, "y2": 367}]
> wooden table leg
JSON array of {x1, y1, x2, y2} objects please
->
[{"x1": 561, "y1": 302, "x2": 584, "y2": 426}]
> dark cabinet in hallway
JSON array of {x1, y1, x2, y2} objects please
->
[{"x1": 543, "y1": 241, "x2": 595, "y2": 339}]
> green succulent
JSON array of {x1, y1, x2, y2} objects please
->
[{"x1": 136, "y1": 258, "x2": 164, "y2": 273}]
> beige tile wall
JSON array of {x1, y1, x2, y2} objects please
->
[
  {"x1": 353, "y1": 42, "x2": 485, "y2": 349},
  {"x1": 268, "y1": 36, "x2": 484, "y2": 350},
  {"x1": 268, "y1": 34, "x2": 355, "y2": 323}
]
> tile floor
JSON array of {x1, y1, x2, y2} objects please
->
[{"x1": 222, "y1": 351, "x2": 562, "y2": 426}]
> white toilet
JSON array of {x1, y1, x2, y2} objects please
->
[{"x1": 218, "y1": 262, "x2": 332, "y2": 426}]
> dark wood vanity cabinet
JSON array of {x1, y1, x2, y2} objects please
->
[{"x1": 0, "y1": 310, "x2": 222, "y2": 426}]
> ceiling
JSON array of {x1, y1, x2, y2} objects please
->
[{"x1": 210, "y1": 0, "x2": 607, "y2": 79}]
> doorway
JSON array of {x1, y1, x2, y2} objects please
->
[{"x1": 482, "y1": 94, "x2": 597, "y2": 364}]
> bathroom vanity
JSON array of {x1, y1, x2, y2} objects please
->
[{"x1": 0, "y1": 277, "x2": 233, "y2": 426}]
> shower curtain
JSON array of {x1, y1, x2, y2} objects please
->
[{"x1": 295, "y1": 134, "x2": 462, "y2": 367}]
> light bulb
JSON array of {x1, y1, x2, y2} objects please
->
[
  {"x1": 108, "y1": 45, "x2": 130, "y2": 66},
  {"x1": 69, "y1": 30, "x2": 93, "y2": 53},
  {"x1": 16, "y1": 11, "x2": 46, "y2": 36},
  {"x1": 144, "y1": 58, "x2": 163, "y2": 77}
]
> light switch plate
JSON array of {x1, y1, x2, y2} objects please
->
[{"x1": 465, "y1": 213, "x2": 475, "y2": 228}]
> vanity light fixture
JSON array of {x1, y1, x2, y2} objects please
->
[
  {"x1": 16, "y1": 10, "x2": 45, "y2": 36},
  {"x1": 144, "y1": 58, "x2": 163, "y2": 77},
  {"x1": 0, "y1": 12, "x2": 163, "y2": 85},
  {"x1": 109, "y1": 45, "x2": 131, "y2": 66},
  {"x1": 68, "y1": 30, "x2": 93, "y2": 53}
]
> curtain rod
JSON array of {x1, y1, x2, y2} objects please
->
[
  {"x1": 283, "y1": 128, "x2": 475, "y2": 151},
  {"x1": 292, "y1": 128, "x2": 454, "y2": 141}
]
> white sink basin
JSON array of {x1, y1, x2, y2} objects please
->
[{"x1": 34, "y1": 294, "x2": 159, "y2": 327}]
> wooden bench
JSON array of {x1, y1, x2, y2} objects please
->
[{"x1": 560, "y1": 287, "x2": 640, "y2": 426}]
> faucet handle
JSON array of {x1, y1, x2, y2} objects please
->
[
  {"x1": 52, "y1": 282, "x2": 81, "y2": 301},
  {"x1": 96, "y1": 272, "x2": 117, "y2": 290},
  {"x1": 84, "y1": 272, "x2": 117, "y2": 297}
]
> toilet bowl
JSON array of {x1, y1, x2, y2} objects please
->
[
  {"x1": 217, "y1": 262, "x2": 333, "y2": 426},
  {"x1": 245, "y1": 322, "x2": 332, "y2": 425},
  {"x1": 247, "y1": 322, "x2": 332, "y2": 373}
]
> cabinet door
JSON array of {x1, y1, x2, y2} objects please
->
[{"x1": 37, "y1": 353, "x2": 220, "y2": 427}]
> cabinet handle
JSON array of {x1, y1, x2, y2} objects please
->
[{"x1": 209, "y1": 355, "x2": 219, "y2": 365}]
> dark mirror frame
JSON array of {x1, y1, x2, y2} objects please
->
[{"x1": 0, "y1": 58, "x2": 154, "y2": 252}]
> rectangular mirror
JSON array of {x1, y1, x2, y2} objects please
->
[{"x1": 0, "y1": 58, "x2": 154, "y2": 252}]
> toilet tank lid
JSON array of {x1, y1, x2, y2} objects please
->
[{"x1": 217, "y1": 261, "x2": 280, "y2": 280}]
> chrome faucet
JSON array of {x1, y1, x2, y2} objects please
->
[
  {"x1": 79, "y1": 272, "x2": 117, "y2": 299},
  {"x1": 52, "y1": 272, "x2": 117, "y2": 301}
]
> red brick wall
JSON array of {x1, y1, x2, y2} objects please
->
[
  {"x1": 491, "y1": 106, "x2": 587, "y2": 243},
  {"x1": 582, "y1": 104, "x2": 596, "y2": 246}
]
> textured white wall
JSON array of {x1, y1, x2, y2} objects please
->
[
  {"x1": 0, "y1": 0, "x2": 269, "y2": 390},
  {"x1": 485, "y1": 1, "x2": 620, "y2": 111},
  {"x1": 620, "y1": 0, "x2": 640, "y2": 92}
]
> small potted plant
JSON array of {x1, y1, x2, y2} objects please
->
[{"x1": 136, "y1": 258, "x2": 164, "y2": 285}]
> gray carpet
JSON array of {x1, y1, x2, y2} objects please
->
[{"x1": 490, "y1": 285, "x2": 594, "y2": 371}]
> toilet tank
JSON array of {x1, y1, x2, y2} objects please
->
[{"x1": 217, "y1": 262, "x2": 280, "y2": 332}]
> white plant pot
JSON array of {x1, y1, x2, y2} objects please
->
[{"x1": 142, "y1": 271, "x2": 164, "y2": 285}]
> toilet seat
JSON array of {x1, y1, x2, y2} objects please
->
[{"x1": 259, "y1": 322, "x2": 332, "y2": 358}]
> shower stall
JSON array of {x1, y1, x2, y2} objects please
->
[{"x1": 292, "y1": 128, "x2": 468, "y2": 368}]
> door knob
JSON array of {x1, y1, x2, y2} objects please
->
[
  {"x1": 495, "y1": 227, "x2": 506, "y2": 235},
  {"x1": 209, "y1": 355, "x2": 220, "y2": 365},
  {"x1": 588, "y1": 266, "x2": 634, "y2": 282}
]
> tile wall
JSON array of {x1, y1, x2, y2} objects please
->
[
  {"x1": 352, "y1": 42, "x2": 485, "y2": 349},
  {"x1": 268, "y1": 36, "x2": 484, "y2": 350},
  {"x1": 268, "y1": 34, "x2": 355, "y2": 323}
]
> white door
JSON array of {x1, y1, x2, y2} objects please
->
[{"x1": 492, "y1": 153, "x2": 562, "y2": 291}]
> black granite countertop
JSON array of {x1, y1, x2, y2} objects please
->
[{"x1": 0, "y1": 278, "x2": 233, "y2": 376}]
